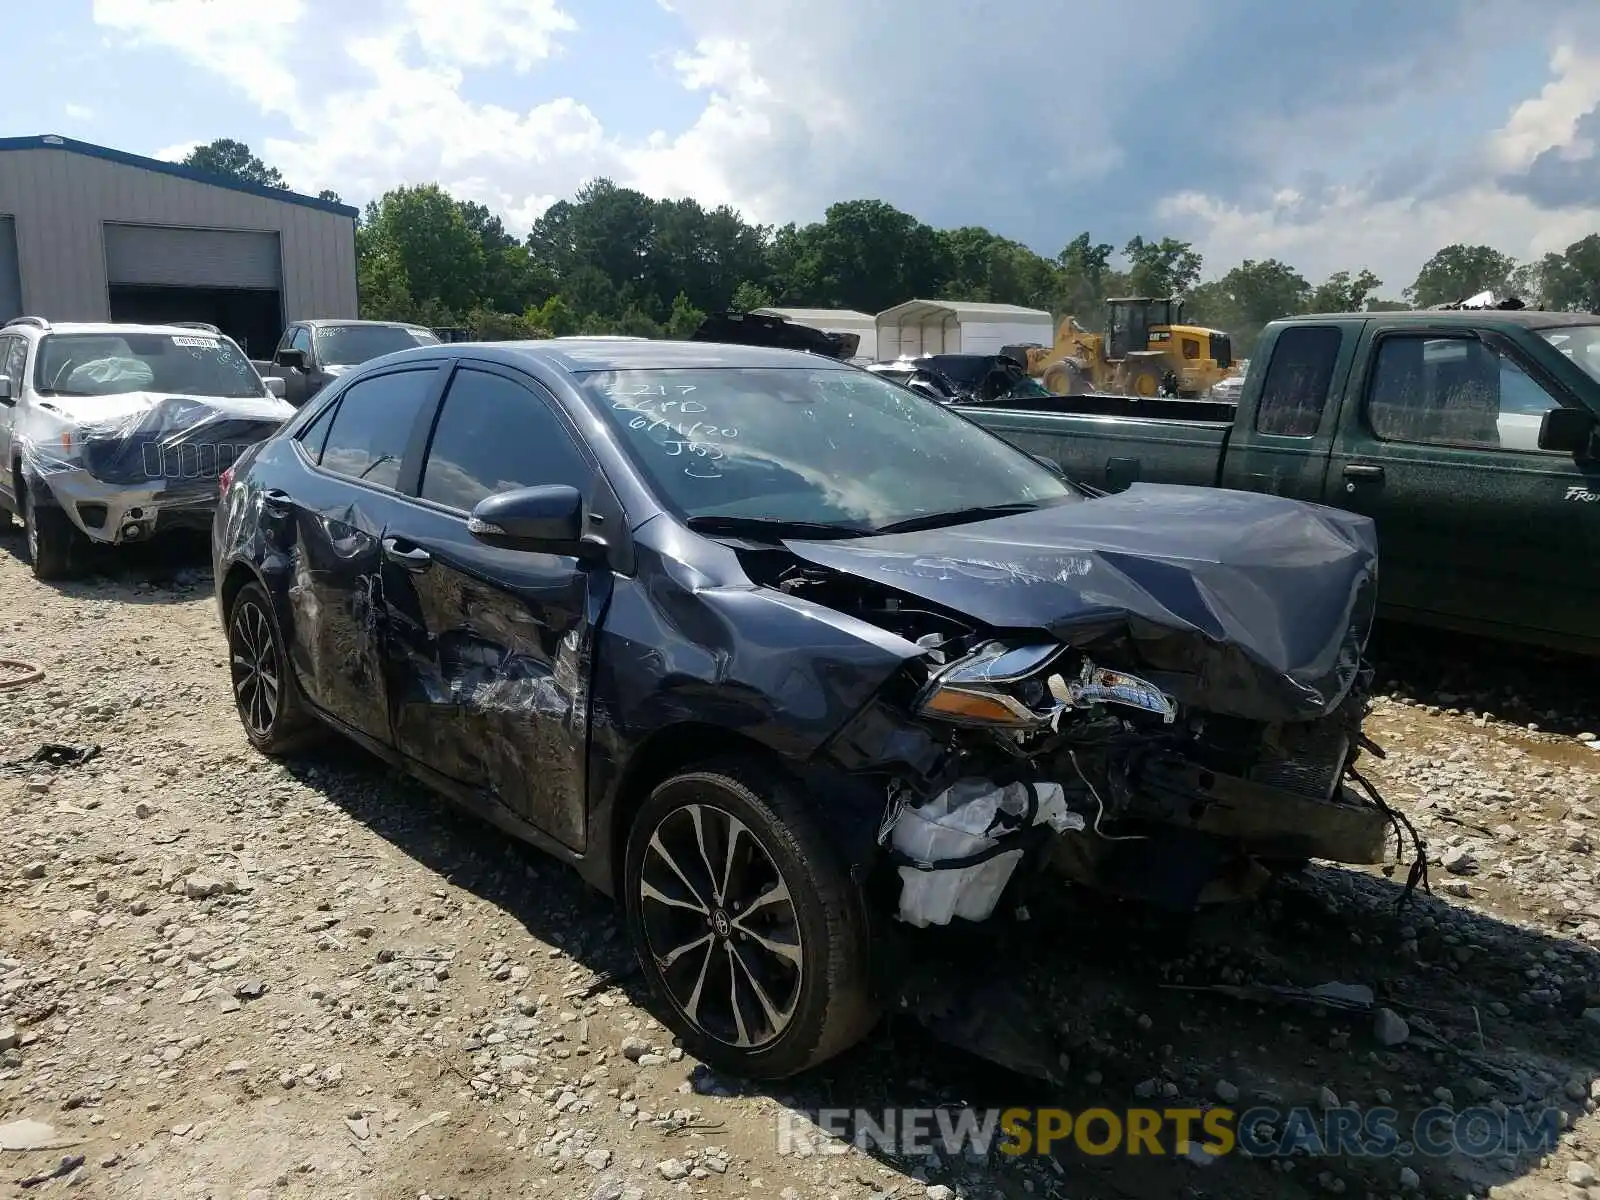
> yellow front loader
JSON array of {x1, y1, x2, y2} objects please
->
[{"x1": 1005, "y1": 297, "x2": 1237, "y2": 399}]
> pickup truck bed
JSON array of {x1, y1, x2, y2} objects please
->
[{"x1": 960, "y1": 309, "x2": 1600, "y2": 656}]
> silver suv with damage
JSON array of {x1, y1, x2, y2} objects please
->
[{"x1": 0, "y1": 316, "x2": 295, "y2": 578}]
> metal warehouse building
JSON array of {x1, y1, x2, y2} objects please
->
[{"x1": 0, "y1": 134, "x2": 358, "y2": 358}]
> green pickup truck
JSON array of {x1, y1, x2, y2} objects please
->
[{"x1": 959, "y1": 309, "x2": 1600, "y2": 655}]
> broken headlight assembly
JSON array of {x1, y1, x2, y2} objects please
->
[{"x1": 914, "y1": 640, "x2": 1178, "y2": 729}]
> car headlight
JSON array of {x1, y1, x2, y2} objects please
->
[{"x1": 915, "y1": 642, "x2": 1066, "y2": 728}]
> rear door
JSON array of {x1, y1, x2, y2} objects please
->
[
  {"x1": 0, "y1": 334, "x2": 24, "y2": 508},
  {"x1": 380, "y1": 361, "x2": 608, "y2": 851},
  {"x1": 1218, "y1": 323, "x2": 1354, "y2": 502},
  {"x1": 1328, "y1": 326, "x2": 1600, "y2": 641},
  {"x1": 272, "y1": 361, "x2": 446, "y2": 743}
]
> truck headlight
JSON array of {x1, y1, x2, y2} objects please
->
[{"x1": 915, "y1": 642, "x2": 1065, "y2": 728}]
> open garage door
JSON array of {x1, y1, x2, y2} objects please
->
[
  {"x1": 0, "y1": 217, "x2": 21, "y2": 323},
  {"x1": 104, "y1": 224, "x2": 283, "y2": 357}
]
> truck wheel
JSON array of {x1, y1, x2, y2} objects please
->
[
  {"x1": 21, "y1": 482, "x2": 83, "y2": 581},
  {"x1": 1125, "y1": 364, "x2": 1162, "y2": 397},
  {"x1": 622, "y1": 758, "x2": 880, "y2": 1079},
  {"x1": 226, "y1": 580, "x2": 320, "y2": 755}
]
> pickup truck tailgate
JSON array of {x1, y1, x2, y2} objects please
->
[{"x1": 961, "y1": 405, "x2": 1233, "y2": 492}]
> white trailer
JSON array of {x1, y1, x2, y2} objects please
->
[{"x1": 875, "y1": 300, "x2": 1053, "y2": 361}]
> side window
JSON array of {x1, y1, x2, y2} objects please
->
[
  {"x1": 295, "y1": 395, "x2": 339, "y2": 459},
  {"x1": 0, "y1": 337, "x2": 25, "y2": 393},
  {"x1": 1367, "y1": 335, "x2": 1561, "y2": 453},
  {"x1": 1255, "y1": 326, "x2": 1342, "y2": 437},
  {"x1": 273, "y1": 327, "x2": 295, "y2": 355},
  {"x1": 290, "y1": 328, "x2": 313, "y2": 357},
  {"x1": 420, "y1": 368, "x2": 590, "y2": 512},
  {"x1": 1181, "y1": 337, "x2": 1201, "y2": 360},
  {"x1": 316, "y1": 368, "x2": 436, "y2": 490}
]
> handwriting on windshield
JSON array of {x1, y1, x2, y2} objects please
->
[{"x1": 604, "y1": 385, "x2": 739, "y2": 478}]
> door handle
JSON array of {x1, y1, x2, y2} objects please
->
[
  {"x1": 1343, "y1": 464, "x2": 1385, "y2": 480},
  {"x1": 382, "y1": 537, "x2": 432, "y2": 570},
  {"x1": 261, "y1": 488, "x2": 292, "y2": 516}
]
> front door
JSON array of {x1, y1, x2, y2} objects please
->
[
  {"x1": 1328, "y1": 327, "x2": 1600, "y2": 643},
  {"x1": 272, "y1": 362, "x2": 444, "y2": 743},
  {"x1": 381, "y1": 361, "x2": 605, "y2": 850}
]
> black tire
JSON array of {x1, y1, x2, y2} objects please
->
[
  {"x1": 623, "y1": 758, "x2": 880, "y2": 1079},
  {"x1": 21, "y1": 481, "x2": 83, "y2": 580},
  {"x1": 226, "y1": 580, "x2": 320, "y2": 756}
]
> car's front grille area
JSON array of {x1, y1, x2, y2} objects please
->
[{"x1": 82, "y1": 418, "x2": 280, "y2": 487}]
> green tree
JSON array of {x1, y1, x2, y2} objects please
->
[
  {"x1": 181, "y1": 138, "x2": 287, "y2": 189},
  {"x1": 665, "y1": 292, "x2": 707, "y2": 339},
  {"x1": 729, "y1": 281, "x2": 773, "y2": 312},
  {"x1": 1308, "y1": 269, "x2": 1383, "y2": 313},
  {"x1": 363, "y1": 185, "x2": 486, "y2": 316},
  {"x1": 1406, "y1": 244, "x2": 1518, "y2": 306},
  {"x1": 317, "y1": 188, "x2": 344, "y2": 204},
  {"x1": 1537, "y1": 235, "x2": 1600, "y2": 312},
  {"x1": 527, "y1": 295, "x2": 579, "y2": 337},
  {"x1": 1123, "y1": 236, "x2": 1203, "y2": 297}
]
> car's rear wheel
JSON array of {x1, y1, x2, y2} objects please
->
[
  {"x1": 623, "y1": 758, "x2": 879, "y2": 1079},
  {"x1": 22, "y1": 481, "x2": 83, "y2": 580},
  {"x1": 227, "y1": 580, "x2": 319, "y2": 755}
]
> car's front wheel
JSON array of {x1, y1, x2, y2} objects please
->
[
  {"x1": 22, "y1": 482, "x2": 83, "y2": 580},
  {"x1": 623, "y1": 758, "x2": 880, "y2": 1079},
  {"x1": 227, "y1": 580, "x2": 319, "y2": 755}
]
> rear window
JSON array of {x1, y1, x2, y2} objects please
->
[
  {"x1": 34, "y1": 331, "x2": 263, "y2": 399},
  {"x1": 1254, "y1": 326, "x2": 1342, "y2": 437}
]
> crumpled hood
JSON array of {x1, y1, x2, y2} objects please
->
[{"x1": 783, "y1": 483, "x2": 1379, "y2": 723}]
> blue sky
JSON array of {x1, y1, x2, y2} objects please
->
[{"x1": 11, "y1": 0, "x2": 1600, "y2": 298}]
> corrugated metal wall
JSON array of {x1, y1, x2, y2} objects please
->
[{"x1": 0, "y1": 146, "x2": 356, "y2": 322}]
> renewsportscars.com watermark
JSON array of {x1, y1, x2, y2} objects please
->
[{"x1": 777, "y1": 1105, "x2": 1564, "y2": 1161}]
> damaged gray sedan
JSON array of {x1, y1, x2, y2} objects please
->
[{"x1": 211, "y1": 338, "x2": 1403, "y2": 1079}]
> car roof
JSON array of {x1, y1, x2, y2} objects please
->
[
  {"x1": 1283, "y1": 309, "x2": 1600, "y2": 330},
  {"x1": 299, "y1": 318, "x2": 434, "y2": 330},
  {"x1": 16, "y1": 321, "x2": 241, "y2": 338},
  {"x1": 374, "y1": 338, "x2": 857, "y2": 375}
]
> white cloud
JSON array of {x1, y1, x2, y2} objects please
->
[
  {"x1": 1158, "y1": 185, "x2": 1600, "y2": 291},
  {"x1": 153, "y1": 139, "x2": 200, "y2": 163},
  {"x1": 400, "y1": 0, "x2": 576, "y2": 72},
  {"x1": 93, "y1": 0, "x2": 305, "y2": 118},
  {"x1": 64, "y1": 104, "x2": 94, "y2": 121},
  {"x1": 1159, "y1": 36, "x2": 1600, "y2": 292},
  {"x1": 86, "y1": 0, "x2": 1600, "y2": 291},
  {"x1": 1489, "y1": 45, "x2": 1600, "y2": 172}
]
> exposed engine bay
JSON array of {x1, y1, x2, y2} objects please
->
[{"x1": 747, "y1": 548, "x2": 1423, "y2": 924}]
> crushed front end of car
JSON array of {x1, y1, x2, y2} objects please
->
[
  {"x1": 749, "y1": 483, "x2": 1420, "y2": 922},
  {"x1": 18, "y1": 390, "x2": 294, "y2": 544}
]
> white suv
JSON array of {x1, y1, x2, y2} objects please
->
[{"x1": 0, "y1": 317, "x2": 294, "y2": 579}]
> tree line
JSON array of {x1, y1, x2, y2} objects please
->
[{"x1": 184, "y1": 139, "x2": 1600, "y2": 357}]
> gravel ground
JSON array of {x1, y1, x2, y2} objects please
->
[{"x1": 2, "y1": 529, "x2": 1600, "y2": 1200}]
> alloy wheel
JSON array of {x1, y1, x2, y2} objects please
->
[
  {"x1": 23, "y1": 490, "x2": 38, "y2": 565},
  {"x1": 229, "y1": 599, "x2": 280, "y2": 738},
  {"x1": 636, "y1": 802, "x2": 804, "y2": 1049}
]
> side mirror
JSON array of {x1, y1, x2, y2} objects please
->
[
  {"x1": 0, "y1": 377, "x2": 11, "y2": 405},
  {"x1": 468, "y1": 484, "x2": 589, "y2": 555},
  {"x1": 278, "y1": 348, "x2": 309, "y2": 372},
  {"x1": 1538, "y1": 407, "x2": 1598, "y2": 455},
  {"x1": 262, "y1": 376, "x2": 286, "y2": 399}
]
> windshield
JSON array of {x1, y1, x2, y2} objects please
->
[
  {"x1": 34, "y1": 332, "x2": 264, "y2": 399},
  {"x1": 314, "y1": 324, "x2": 440, "y2": 366},
  {"x1": 581, "y1": 367, "x2": 1078, "y2": 532},
  {"x1": 1539, "y1": 325, "x2": 1600, "y2": 387}
]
